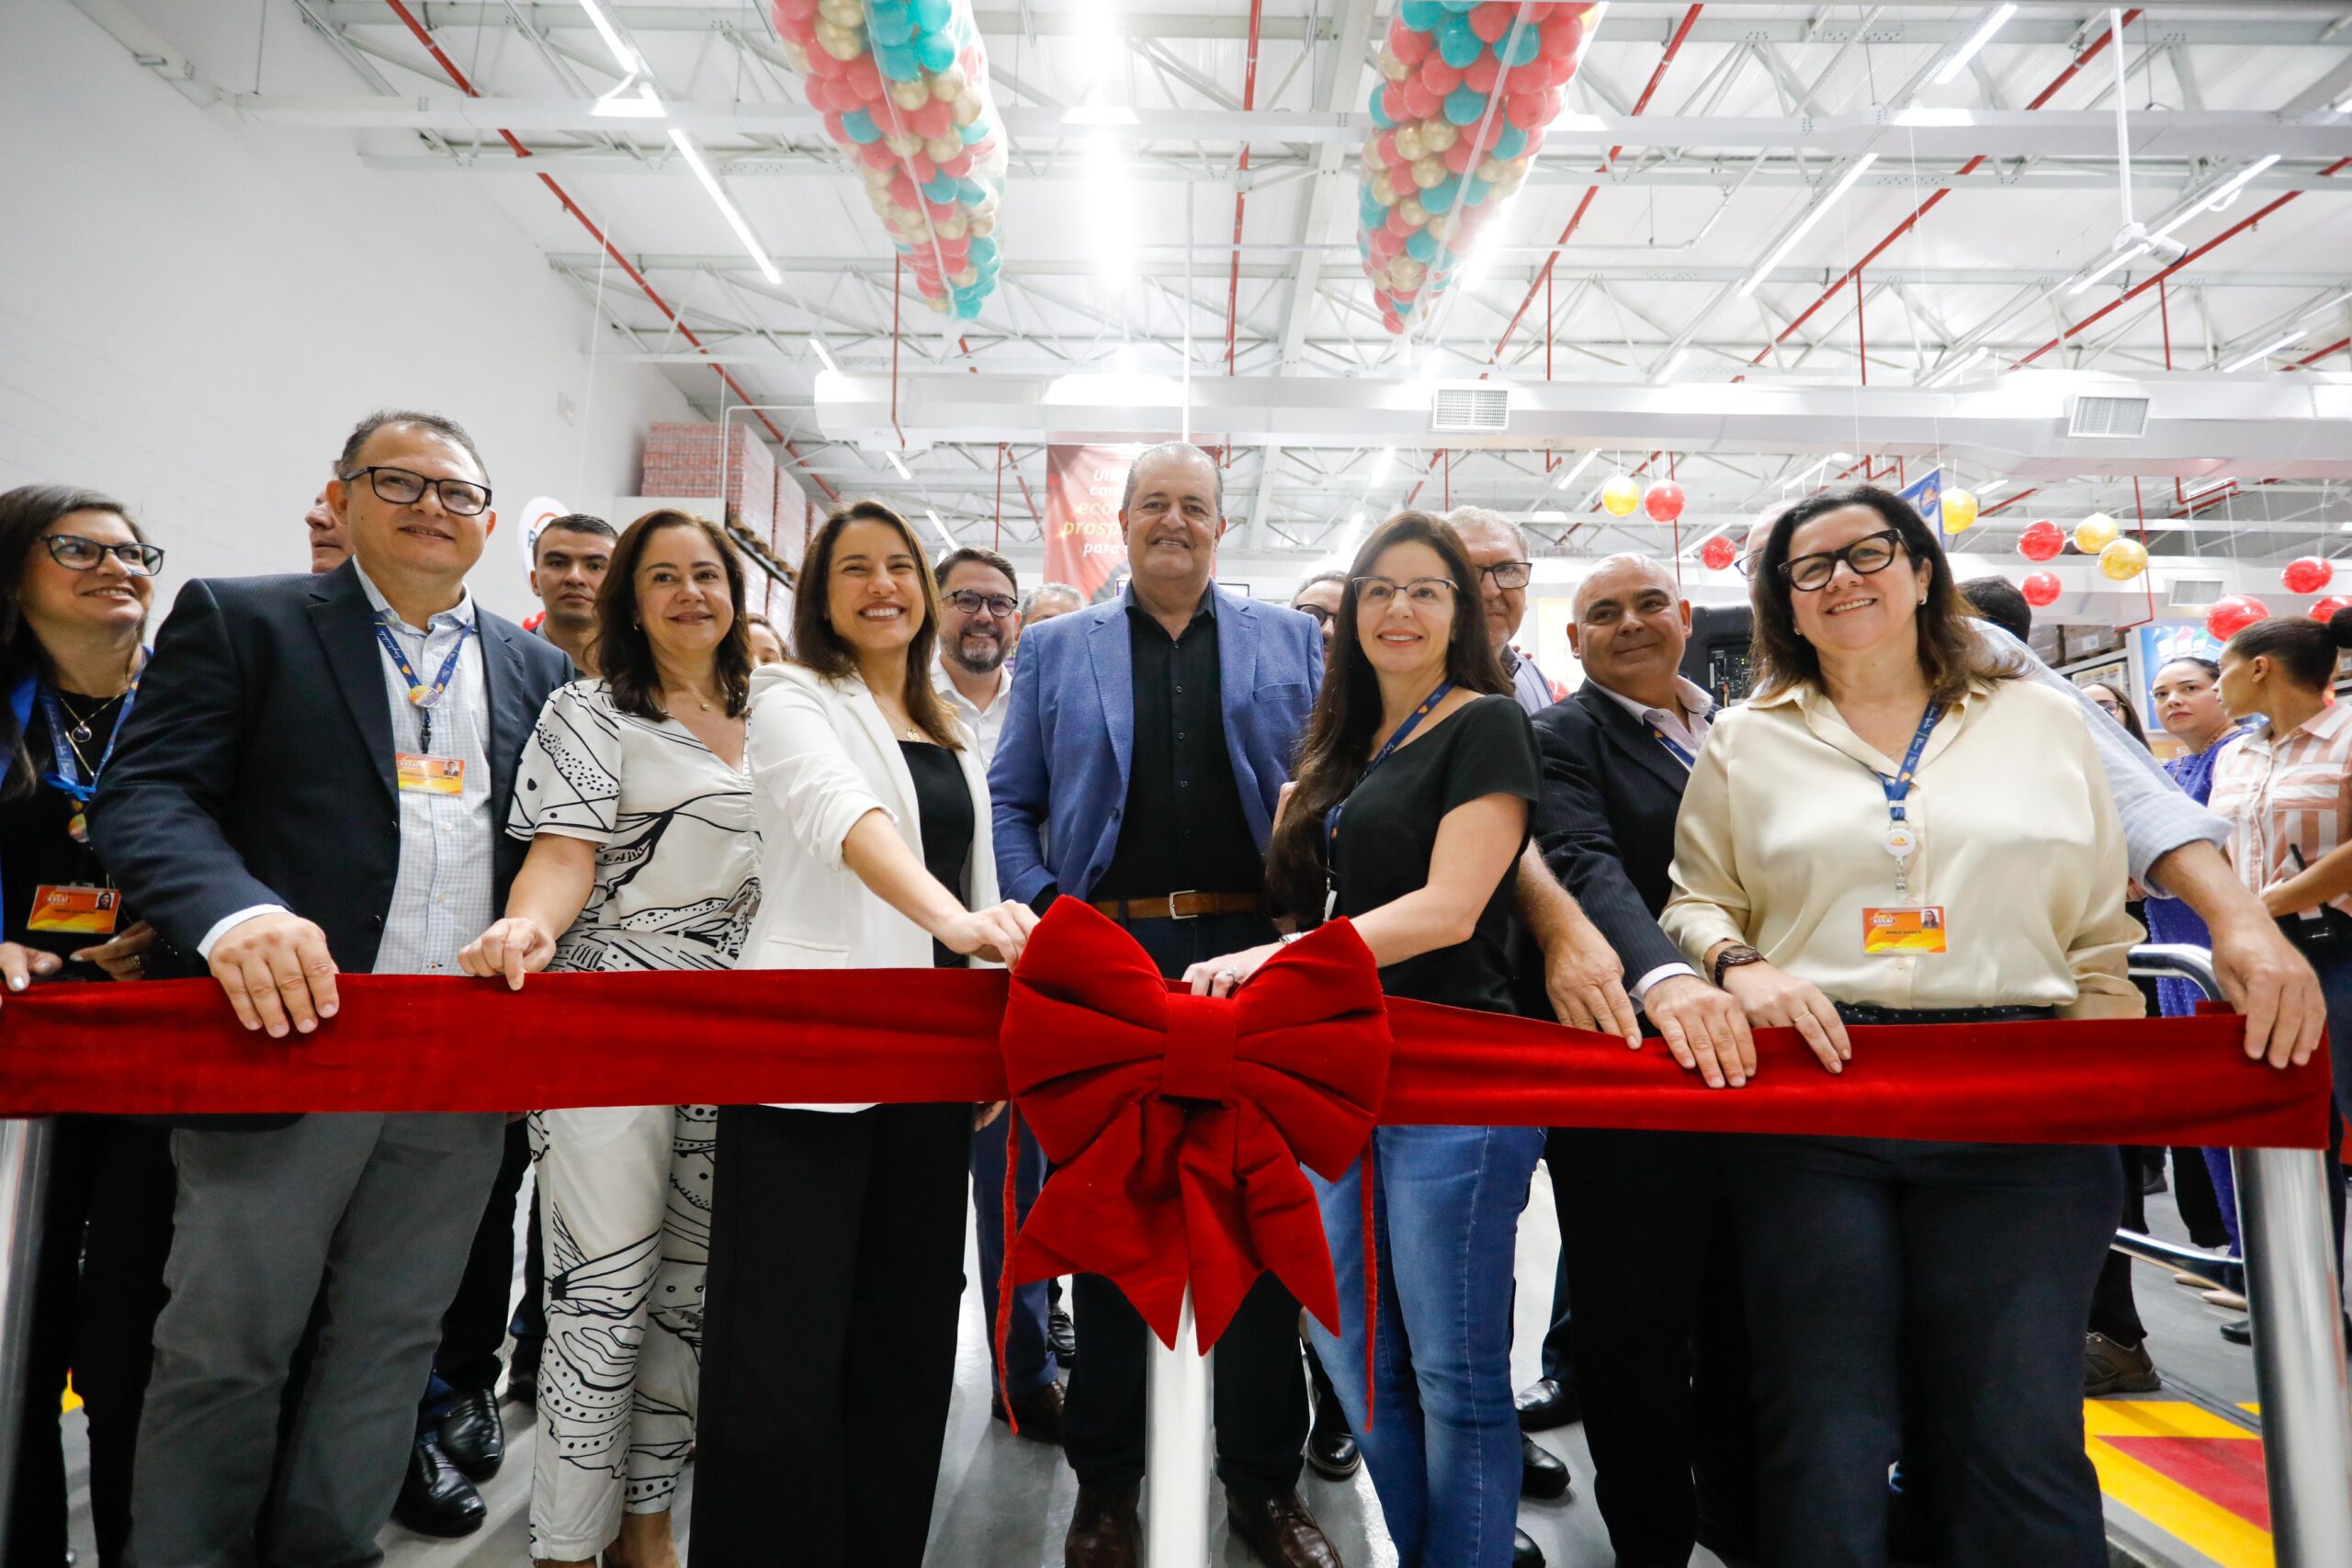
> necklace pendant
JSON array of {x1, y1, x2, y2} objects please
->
[{"x1": 70, "y1": 723, "x2": 93, "y2": 744}]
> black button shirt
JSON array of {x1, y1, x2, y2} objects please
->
[{"x1": 1091, "y1": 591, "x2": 1265, "y2": 901}]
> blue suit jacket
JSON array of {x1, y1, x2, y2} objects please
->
[{"x1": 989, "y1": 584, "x2": 1323, "y2": 906}]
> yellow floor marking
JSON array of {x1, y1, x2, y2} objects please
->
[
  {"x1": 2084, "y1": 1398, "x2": 2260, "y2": 1441},
  {"x1": 2087, "y1": 1435, "x2": 2273, "y2": 1568}
]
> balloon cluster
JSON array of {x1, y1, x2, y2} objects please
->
[
  {"x1": 1359, "y1": 3, "x2": 1601, "y2": 333},
  {"x1": 769, "y1": 0, "x2": 1008, "y2": 318}
]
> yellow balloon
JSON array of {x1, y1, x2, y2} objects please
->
[
  {"x1": 1601, "y1": 475, "x2": 1642, "y2": 517},
  {"x1": 891, "y1": 79, "x2": 931, "y2": 111},
  {"x1": 1396, "y1": 124, "x2": 1426, "y2": 162},
  {"x1": 2098, "y1": 537, "x2": 2149, "y2": 581},
  {"x1": 1413, "y1": 155, "x2": 1447, "y2": 190},
  {"x1": 933, "y1": 213, "x2": 968, "y2": 240},
  {"x1": 952, "y1": 94, "x2": 982, "y2": 126},
  {"x1": 1426, "y1": 212, "x2": 1454, "y2": 242},
  {"x1": 1372, "y1": 174, "x2": 1398, "y2": 209},
  {"x1": 1419, "y1": 118, "x2": 1458, "y2": 153},
  {"x1": 931, "y1": 65, "x2": 967, "y2": 101},
  {"x1": 819, "y1": 22, "x2": 864, "y2": 61},
  {"x1": 884, "y1": 132, "x2": 923, "y2": 157},
  {"x1": 1397, "y1": 196, "x2": 1429, "y2": 228},
  {"x1": 1942, "y1": 488, "x2": 1979, "y2": 531},
  {"x1": 1379, "y1": 46, "x2": 1409, "y2": 83},
  {"x1": 1392, "y1": 257, "x2": 1426, "y2": 288},
  {"x1": 2074, "y1": 511, "x2": 2120, "y2": 553}
]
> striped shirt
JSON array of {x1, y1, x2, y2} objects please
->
[{"x1": 2209, "y1": 699, "x2": 2352, "y2": 919}]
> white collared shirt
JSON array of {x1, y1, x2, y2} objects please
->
[{"x1": 933, "y1": 655, "x2": 1011, "y2": 765}]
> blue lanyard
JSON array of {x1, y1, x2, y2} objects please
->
[
  {"x1": 1326, "y1": 681, "x2": 1454, "y2": 886},
  {"x1": 1650, "y1": 728, "x2": 1699, "y2": 771},
  {"x1": 1861, "y1": 702, "x2": 1943, "y2": 899},
  {"x1": 38, "y1": 681, "x2": 140, "y2": 805},
  {"x1": 373, "y1": 612, "x2": 472, "y2": 752}
]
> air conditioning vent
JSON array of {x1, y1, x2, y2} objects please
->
[
  {"x1": 2167, "y1": 577, "x2": 2224, "y2": 609},
  {"x1": 1430, "y1": 384, "x2": 1510, "y2": 434},
  {"x1": 2069, "y1": 395, "x2": 2150, "y2": 439}
]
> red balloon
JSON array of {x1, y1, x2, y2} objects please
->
[
  {"x1": 1505, "y1": 89, "x2": 1552, "y2": 130},
  {"x1": 1470, "y1": 2, "x2": 1517, "y2": 43},
  {"x1": 1374, "y1": 130, "x2": 1401, "y2": 166},
  {"x1": 806, "y1": 41, "x2": 845, "y2": 76},
  {"x1": 2018, "y1": 521, "x2": 2065, "y2": 562},
  {"x1": 910, "y1": 100, "x2": 953, "y2": 140},
  {"x1": 1382, "y1": 83, "x2": 1409, "y2": 120},
  {"x1": 859, "y1": 140, "x2": 896, "y2": 169},
  {"x1": 1389, "y1": 19, "x2": 1432, "y2": 64},
  {"x1": 1701, "y1": 535, "x2": 1737, "y2": 571},
  {"x1": 1543, "y1": 14, "x2": 1584, "y2": 60},
  {"x1": 2207, "y1": 594, "x2": 2272, "y2": 641},
  {"x1": 1403, "y1": 79, "x2": 1442, "y2": 120},
  {"x1": 2021, "y1": 572, "x2": 2063, "y2": 608},
  {"x1": 1644, "y1": 481, "x2": 1687, "y2": 524},
  {"x1": 887, "y1": 173, "x2": 918, "y2": 207},
  {"x1": 773, "y1": 0, "x2": 817, "y2": 18},
  {"x1": 2284, "y1": 557, "x2": 2335, "y2": 595},
  {"x1": 1442, "y1": 140, "x2": 1479, "y2": 175},
  {"x1": 774, "y1": 10, "x2": 815, "y2": 45},
  {"x1": 1382, "y1": 311, "x2": 1406, "y2": 334},
  {"x1": 1386, "y1": 208, "x2": 1419, "y2": 238},
  {"x1": 908, "y1": 152, "x2": 937, "y2": 183},
  {"x1": 844, "y1": 56, "x2": 882, "y2": 100},
  {"x1": 1464, "y1": 56, "x2": 1499, "y2": 94},
  {"x1": 940, "y1": 149, "x2": 974, "y2": 177},
  {"x1": 2313, "y1": 596, "x2": 2352, "y2": 623},
  {"x1": 1473, "y1": 114, "x2": 1507, "y2": 149},
  {"x1": 1421, "y1": 59, "x2": 1462, "y2": 96}
]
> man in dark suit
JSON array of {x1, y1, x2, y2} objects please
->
[
  {"x1": 91, "y1": 410, "x2": 572, "y2": 1567},
  {"x1": 1530, "y1": 553, "x2": 1758, "y2": 1568}
]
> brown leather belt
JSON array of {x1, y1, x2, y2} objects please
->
[{"x1": 1088, "y1": 890, "x2": 1269, "y2": 923}]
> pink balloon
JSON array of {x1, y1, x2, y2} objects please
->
[
  {"x1": 1463, "y1": 56, "x2": 1499, "y2": 94},
  {"x1": 1403, "y1": 79, "x2": 1442, "y2": 120},
  {"x1": 821, "y1": 109, "x2": 848, "y2": 142},
  {"x1": 1375, "y1": 130, "x2": 1401, "y2": 167},
  {"x1": 1389, "y1": 20, "x2": 1432, "y2": 65},
  {"x1": 1381, "y1": 83, "x2": 1409, "y2": 121},
  {"x1": 860, "y1": 140, "x2": 896, "y2": 169},
  {"x1": 1470, "y1": 2, "x2": 1516, "y2": 43},
  {"x1": 1472, "y1": 114, "x2": 1506, "y2": 148},
  {"x1": 1505, "y1": 91, "x2": 1549, "y2": 130},
  {"x1": 1386, "y1": 208, "x2": 1419, "y2": 238},
  {"x1": 907, "y1": 152, "x2": 937, "y2": 183},
  {"x1": 1547, "y1": 51, "x2": 1580, "y2": 87},
  {"x1": 1442, "y1": 140, "x2": 1478, "y2": 174},
  {"x1": 910, "y1": 100, "x2": 953, "y2": 139},
  {"x1": 806, "y1": 41, "x2": 845, "y2": 76},
  {"x1": 844, "y1": 57, "x2": 882, "y2": 100},
  {"x1": 887, "y1": 173, "x2": 918, "y2": 206},
  {"x1": 1368, "y1": 225, "x2": 1404, "y2": 258},
  {"x1": 1543, "y1": 14, "x2": 1584, "y2": 60},
  {"x1": 1382, "y1": 312, "x2": 1406, "y2": 334},
  {"x1": 773, "y1": 0, "x2": 818, "y2": 17},
  {"x1": 775, "y1": 10, "x2": 815, "y2": 44},
  {"x1": 940, "y1": 149, "x2": 974, "y2": 176},
  {"x1": 1522, "y1": 126, "x2": 1545, "y2": 156},
  {"x1": 1421, "y1": 60, "x2": 1462, "y2": 96},
  {"x1": 925, "y1": 197, "x2": 957, "y2": 220}
]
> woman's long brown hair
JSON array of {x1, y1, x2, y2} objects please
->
[
  {"x1": 791, "y1": 499, "x2": 960, "y2": 749},
  {"x1": 1265, "y1": 511, "x2": 1507, "y2": 922}
]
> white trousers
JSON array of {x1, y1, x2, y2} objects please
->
[{"x1": 527, "y1": 1104, "x2": 715, "y2": 1560}]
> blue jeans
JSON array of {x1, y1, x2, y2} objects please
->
[
  {"x1": 1308, "y1": 1123, "x2": 1545, "y2": 1568},
  {"x1": 971, "y1": 1114, "x2": 1057, "y2": 1393}
]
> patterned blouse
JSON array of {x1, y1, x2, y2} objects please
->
[{"x1": 508, "y1": 680, "x2": 761, "y2": 972}]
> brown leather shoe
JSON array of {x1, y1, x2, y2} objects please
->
[
  {"x1": 1226, "y1": 1488, "x2": 1343, "y2": 1568},
  {"x1": 1065, "y1": 1482, "x2": 1142, "y2": 1568},
  {"x1": 990, "y1": 1378, "x2": 1068, "y2": 1444}
]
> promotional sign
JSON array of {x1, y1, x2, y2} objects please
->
[
  {"x1": 1044, "y1": 445, "x2": 1143, "y2": 603},
  {"x1": 1900, "y1": 467, "x2": 1944, "y2": 534},
  {"x1": 515, "y1": 496, "x2": 571, "y2": 571}
]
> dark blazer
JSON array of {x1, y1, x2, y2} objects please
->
[
  {"x1": 90, "y1": 559, "x2": 571, "y2": 981},
  {"x1": 1530, "y1": 680, "x2": 1695, "y2": 985}
]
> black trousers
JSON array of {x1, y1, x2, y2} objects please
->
[
  {"x1": 7, "y1": 1115, "x2": 176, "y2": 1568},
  {"x1": 691, "y1": 1103, "x2": 971, "y2": 1568},
  {"x1": 2087, "y1": 1146, "x2": 2147, "y2": 1346},
  {"x1": 1551, "y1": 1126, "x2": 1756, "y2": 1568}
]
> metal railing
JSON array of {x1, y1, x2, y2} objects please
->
[{"x1": 2126, "y1": 942, "x2": 2352, "y2": 1567}]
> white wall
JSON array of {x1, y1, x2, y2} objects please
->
[{"x1": 0, "y1": 1, "x2": 695, "y2": 621}]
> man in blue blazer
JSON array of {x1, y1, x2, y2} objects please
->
[{"x1": 991, "y1": 442, "x2": 1338, "y2": 1568}]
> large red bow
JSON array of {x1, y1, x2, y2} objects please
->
[{"x1": 999, "y1": 901, "x2": 1391, "y2": 1350}]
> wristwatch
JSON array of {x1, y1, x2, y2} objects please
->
[{"x1": 1711, "y1": 943, "x2": 1765, "y2": 987}]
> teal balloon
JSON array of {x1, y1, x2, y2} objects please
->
[
  {"x1": 959, "y1": 116, "x2": 990, "y2": 143},
  {"x1": 921, "y1": 175, "x2": 957, "y2": 201},
  {"x1": 910, "y1": 0, "x2": 953, "y2": 30},
  {"x1": 915, "y1": 30, "x2": 957, "y2": 72},
  {"x1": 1423, "y1": 175, "x2": 1461, "y2": 212},
  {"x1": 1368, "y1": 85, "x2": 1396, "y2": 129},
  {"x1": 1500, "y1": 26, "x2": 1543, "y2": 66},
  {"x1": 876, "y1": 42, "x2": 922, "y2": 81},
  {"x1": 1361, "y1": 191, "x2": 1389, "y2": 229},
  {"x1": 842, "y1": 108, "x2": 880, "y2": 144},
  {"x1": 1444, "y1": 85, "x2": 1487, "y2": 125},
  {"x1": 1494, "y1": 123, "x2": 1528, "y2": 159},
  {"x1": 1406, "y1": 230, "x2": 1438, "y2": 262},
  {"x1": 1399, "y1": 1, "x2": 1446, "y2": 28},
  {"x1": 868, "y1": 5, "x2": 913, "y2": 47},
  {"x1": 1393, "y1": 295, "x2": 1417, "y2": 315},
  {"x1": 1441, "y1": 0, "x2": 1479, "y2": 10},
  {"x1": 1438, "y1": 15, "x2": 1484, "y2": 68},
  {"x1": 956, "y1": 176, "x2": 986, "y2": 204},
  {"x1": 1464, "y1": 175, "x2": 1493, "y2": 207}
]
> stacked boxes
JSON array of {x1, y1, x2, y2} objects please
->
[{"x1": 641, "y1": 421, "x2": 775, "y2": 541}]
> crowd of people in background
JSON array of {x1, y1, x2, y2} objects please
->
[{"x1": 0, "y1": 413, "x2": 2341, "y2": 1568}]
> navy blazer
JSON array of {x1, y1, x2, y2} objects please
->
[
  {"x1": 90, "y1": 559, "x2": 571, "y2": 980},
  {"x1": 989, "y1": 584, "x2": 1322, "y2": 906},
  {"x1": 1529, "y1": 680, "x2": 1694, "y2": 985}
]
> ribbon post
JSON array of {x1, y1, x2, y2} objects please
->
[{"x1": 1145, "y1": 1288, "x2": 1213, "y2": 1566}]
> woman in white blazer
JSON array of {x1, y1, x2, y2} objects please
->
[{"x1": 690, "y1": 500, "x2": 1036, "y2": 1568}]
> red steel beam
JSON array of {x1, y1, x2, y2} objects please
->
[{"x1": 1226, "y1": 0, "x2": 1266, "y2": 377}]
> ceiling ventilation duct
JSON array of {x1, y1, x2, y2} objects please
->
[
  {"x1": 2068, "y1": 395, "x2": 2151, "y2": 439},
  {"x1": 2167, "y1": 576, "x2": 2226, "y2": 609},
  {"x1": 1431, "y1": 384, "x2": 1510, "y2": 434}
]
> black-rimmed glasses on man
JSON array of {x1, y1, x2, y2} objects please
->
[
  {"x1": 342, "y1": 466, "x2": 492, "y2": 517},
  {"x1": 1476, "y1": 560, "x2": 1532, "y2": 591},
  {"x1": 1291, "y1": 603, "x2": 1336, "y2": 626},
  {"x1": 44, "y1": 535, "x2": 165, "y2": 577},
  {"x1": 943, "y1": 589, "x2": 1018, "y2": 618}
]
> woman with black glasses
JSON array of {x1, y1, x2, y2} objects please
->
[
  {"x1": 1, "y1": 484, "x2": 174, "y2": 1568},
  {"x1": 1662, "y1": 485, "x2": 2141, "y2": 1568}
]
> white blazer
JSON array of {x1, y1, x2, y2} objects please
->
[{"x1": 741, "y1": 660, "x2": 1001, "y2": 1112}]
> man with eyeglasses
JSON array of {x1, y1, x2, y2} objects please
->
[
  {"x1": 91, "y1": 409, "x2": 574, "y2": 1567},
  {"x1": 933, "y1": 546, "x2": 1023, "y2": 757},
  {"x1": 1446, "y1": 506, "x2": 1556, "y2": 716}
]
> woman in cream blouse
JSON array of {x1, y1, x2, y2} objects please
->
[
  {"x1": 1661, "y1": 485, "x2": 2140, "y2": 1568},
  {"x1": 690, "y1": 499, "x2": 1035, "y2": 1568}
]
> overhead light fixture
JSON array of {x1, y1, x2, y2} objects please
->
[
  {"x1": 666, "y1": 130, "x2": 780, "y2": 285},
  {"x1": 575, "y1": 0, "x2": 641, "y2": 76},
  {"x1": 808, "y1": 334, "x2": 839, "y2": 375},
  {"x1": 1978, "y1": 479, "x2": 2009, "y2": 498},
  {"x1": 1738, "y1": 155, "x2": 1878, "y2": 298},
  {"x1": 886, "y1": 452, "x2": 912, "y2": 479},
  {"x1": 1933, "y1": 4, "x2": 2018, "y2": 85},
  {"x1": 2152, "y1": 155, "x2": 2281, "y2": 240},
  {"x1": 1555, "y1": 449, "x2": 1600, "y2": 491},
  {"x1": 923, "y1": 508, "x2": 957, "y2": 548},
  {"x1": 593, "y1": 79, "x2": 664, "y2": 118},
  {"x1": 2222, "y1": 329, "x2": 2310, "y2": 371},
  {"x1": 2068, "y1": 240, "x2": 2152, "y2": 296}
]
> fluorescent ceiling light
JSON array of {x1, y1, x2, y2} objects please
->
[
  {"x1": 1933, "y1": 4, "x2": 2018, "y2": 86},
  {"x1": 2068, "y1": 241, "x2": 2151, "y2": 296},
  {"x1": 808, "y1": 335, "x2": 839, "y2": 375},
  {"x1": 575, "y1": 0, "x2": 640, "y2": 75},
  {"x1": 593, "y1": 80, "x2": 664, "y2": 118},
  {"x1": 1739, "y1": 155, "x2": 1878, "y2": 298},
  {"x1": 2152, "y1": 155, "x2": 2280, "y2": 240},
  {"x1": 886, "y1": 452, "x2": 912, "y2": 479},
  {"x1": 2222, "y1": 329, "x2": 2310, "y2": 371},
  {"x1": 666, "y1": 130, "x2": 780, "y2": 285},
  {"x1": 1978, "y1": 479, "x2": 2008, "y2": 498},
  {"x1": 1555, "y1": 449, "x2": 1600, "y2": 490},
  {"x1": 923, "y1": 508, "x2": 956, "y2": 548}
]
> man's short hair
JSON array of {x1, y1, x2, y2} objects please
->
[
  {"x1": 1444, "y1": 505, "x2": 1528, "y2": 557},
  {"x1": 535, "y1": 513, "x2": 617, "y2": 560},
  {"x1": 1023, "y1": 581, "x2": 1084, "y2": 615},
  {"x1": 1292, "y1": 570, "x2": 1347, "y2": 598},
  {"x1": 338, "y1": 410, "x2": 489, "y2": 481},
  {"x1": 1120, "y1": 442, "x2": 1224, "y2": 518},
  {"x1": 1959, "y1": 575, "x2": 2032, "y2": 643},
  {"x1": 1573, "y1": 552, "x2": 1679, "y2": 619},
  {"x1": 934, "y1": 546, "x2": 1019, "y2": 595}
]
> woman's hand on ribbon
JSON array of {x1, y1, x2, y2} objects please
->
[
  {"x1": 1643, "y1": 974, "x2": 1757, "y2": 1089},
  {"x1": 1182, "y1": 942, "x2": 1284, "y2": 998},
  {"x1": 0, "y1": 941, "x2": 63, "y2": 1001},
  {"x1": 941, "y1": 900, "x2": 1040, "y2": 968},
  {"x1": 458, "y1": 917, "x2": 557, "y2": 990},
  {"x1": 1721, "y1": 961, "x2": 1851, "y2": 1075},
  {"x1": 71, "y1": 921, "x2": 155, "y2": 983}
]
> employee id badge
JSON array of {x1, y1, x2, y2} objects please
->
[
  {"x1": 28, "y1": 884, "x2": 120, "y2": 936},
  {"x1": 1863, "y1": 905, "x2": 1948, "y2": 955},
  {"x1": 396, "y1": 752, "x2": 466, "y2": 795}
]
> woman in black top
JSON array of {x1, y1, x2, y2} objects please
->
[
  {"x1": 0, "y1": 483, "x2": 175, "y2": 1568},
  {"x1": 1193, "y1": 511, "x2": 1544, "y2": 1568}
]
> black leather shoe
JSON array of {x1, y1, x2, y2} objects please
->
[
  {"x1": 1049, "y1": 1305, "x2": 1079, "y2": 1366},
  {"x1": 1225, "y1": 1489, "x2": 1341, "y2": 1568},
  {"x1": 393, "y1": 1433, "x2": 485, "y2": 1539},
  {"x1": 1065, "y1": 1482, "x2": 1140, "y2": 1568},
  {"x1": 991, "y1": 1378, "x2": 1067, "y2": 1444},
  {"x1": 1513, "y1": 1527, "x2": 1545, "y2": 1567},
  {"x1": 1306, "y1": 1385, "x2": 1360, "y2": 1480},
  {"x1": 2220, "y1": 1317, "x2": 2252, "y2": 1346},
  {"x1": 1515, "y1": 1375, "x2": 1580, "y2": 1431},
  {"x1": 1521, "y1": 1432, "x2": 1571, "y2": 1499},
  {"x1": 437, "y1": 1386, "x2": 504, "y2": 1482}
]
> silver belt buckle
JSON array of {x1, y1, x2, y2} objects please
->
[{"x1": 1167, "y1": 888, "x2": 1201, "y2": 920}]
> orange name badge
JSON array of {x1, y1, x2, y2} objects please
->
[
  {"x1": 396, "y1": 752, "x2": 466, "y2": 795},
  {"x1": 28, "y1": 884, "x2": 120, "y2": 936},
  {"x1": 1863, "y1": 906, "x2": 1948, "y2": 954}
]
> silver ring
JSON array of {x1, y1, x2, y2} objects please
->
[{"x1": 1217, "y1": 969, "x2": 1239, "y2": 987}]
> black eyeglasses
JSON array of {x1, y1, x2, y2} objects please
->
[
  {"x1": 342, "y1": 466, "x2": 492, "y2": 517},
  {"x1": 1292, "y1": 603, "x2": 1336, "y2": 626},
  {"x1": 1477, "y1": 560, "x2": 1532, "y2": 590},
  {"x1": 1351, "y1": 575, "x2": 1459, "y2": 609},
  {"x1": 943, "y1": 589, "x2": 1018, "y2": 618},
  {"x1": 1779, "y1": 529, "x2": 1904, "y2": 592},
  {"x1": 44, "y1": 535, "x2": 165, "y2": 577}
]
